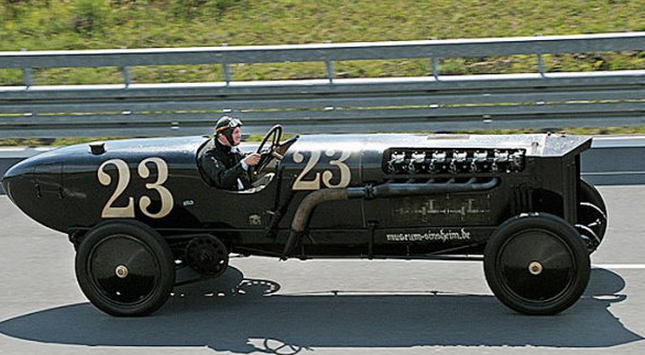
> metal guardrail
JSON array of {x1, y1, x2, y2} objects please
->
[{"x1": 1, "y1": 32, "x2": 644, "y2": 138}]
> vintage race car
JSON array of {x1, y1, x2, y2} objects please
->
[{"x1": 1, "y1": 126, "x2": 607, "y2": 317}]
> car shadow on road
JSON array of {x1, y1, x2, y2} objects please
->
[{"x1": 0, "y1": 267, "x2": 642, "y2": 354}]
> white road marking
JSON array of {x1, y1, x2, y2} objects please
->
[
  {"x1": 398, "y1": 260, "x2": 645, "y2": 270},
  {"x1": 419, "y1": 260, "x2": 645, "y2": 270},
  {"x1": 594, "y1": 264, "x2": 645, "y2": 270},
  {"x1": 584, "y1": 171, "x2": 645, "y2": 176}
]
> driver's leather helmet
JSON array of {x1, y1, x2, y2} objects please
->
[{"x1": 215, "y1": 115, "x2": 243, "y2": 146}]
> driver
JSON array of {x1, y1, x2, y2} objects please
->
[{"x1": 198, "y1": 116, "x2": 261, "y2": 190}]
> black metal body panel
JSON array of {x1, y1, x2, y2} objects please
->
[{"x1": 2, "y1": 132, "x2": 592, "y2": 259}]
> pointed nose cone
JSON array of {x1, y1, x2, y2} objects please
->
[
  {"x1": 2, "y1": 151, "x2": 67, "y2": 232},
  {"x1": 2, "y1": 158, "x2": 34, "y2": 203}
]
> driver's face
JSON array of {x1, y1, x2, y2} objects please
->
[{"x1": 230, "y1": 127, "x2": 242, "y2": 146}]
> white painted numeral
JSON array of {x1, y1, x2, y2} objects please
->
[
  {"x1": 98, "y1": 158, "x2": 174, "y2": 219},
  {"x1": 138, "y1": 157, "x2": 174, "y2": 219},
  {"x1": 323, "y1": 150, "x2": 352, "y2": 189},
  {"x1": 292, "y1": 150, "x2": 322, "y2": 190},
  {"x1": 98, "y1": 159, "x2": 135, "y2": 218},
  {"x1": 292, "y1": 150, "x2": 352, "y2": 190}
]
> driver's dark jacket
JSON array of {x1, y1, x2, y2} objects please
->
[{"x1": 198, "y1": 138, "x2": 251, "y2": 190}]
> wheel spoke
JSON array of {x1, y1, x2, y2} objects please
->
[{"x1": 577, "y1": 181, "x2": 608, "y2": 252}]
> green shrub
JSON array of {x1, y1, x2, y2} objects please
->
[
  {"x1": 71, "y1": 0, "x2": 109, "y2": 35},
  {"x1": 213, "y1": 0, "x2": 240, "y2": 14},
  {"x1": 110, "y1": 0, "x2": 138, "y2": 7},
  {"x1": 169, "y1": 0, "x2": 241, "y2": 19},
  {"x1": 171, "y1": 0, "x2": 208, "y2": 18},
  {"x1": 2, "y1": 0, "x2": 48, "y2": 18}
]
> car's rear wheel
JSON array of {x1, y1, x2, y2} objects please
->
[
  {"x1": 75, "y1": 221, "x2": 175, "y2": 317},
  {"x1": 484, "y1": 213, "x2": 590, "y2": 315},
  {"x1": 577, "y1": 179, "x2": 607, "y2": 252}
]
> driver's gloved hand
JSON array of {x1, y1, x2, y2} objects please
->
[{"x1": 242, "y1": 153, "x2": 262, "y2": 168}]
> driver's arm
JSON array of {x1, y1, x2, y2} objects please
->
[
  {"x1": 199, "y1": 150, "x2": 259, "y2": 190},
  {"x1": 200, "y1": 155, "x2": 245, "y2": 189}
]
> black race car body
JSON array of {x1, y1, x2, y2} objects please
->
[{"x1": 1, "y1": 130, "x2": 606, "y2": 317}]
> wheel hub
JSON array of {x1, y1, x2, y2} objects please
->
[
  {"x1": 528, "y1": 261, "x2": 543, "y2": 275},
  {"x1": 115, "y1": 264, "x2": 129, "y2": 278}
]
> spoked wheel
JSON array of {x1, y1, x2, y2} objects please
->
[
  {"x1": 577, "y1": 179, "x2": 607, "y2": 253},
  {"x1": 484, "y1": 213, "x2": 590, "y2": 315},
  {"x1": 75, "y1": 221, "x2": 175, "y2": 317}
]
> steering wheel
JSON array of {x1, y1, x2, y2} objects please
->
[{"x1": 249, "y1": 125, "x2": 283, "y2": 180}]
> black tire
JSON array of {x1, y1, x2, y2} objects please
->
[
  {"x1": 580, "y1": 179, "x2": 607, "y2": 214},
  {"x1": 75, "y1": 220, "x2": 175, "y2": 317},
  {"x1": 484, "y1": 213, "x2": 590, "y2": 315},
  {"x1": 578, "y1": 179, "x2": 608, "y2": 251}
]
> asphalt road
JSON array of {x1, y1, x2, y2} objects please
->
[{"x1": 1, "y1": 186, "x2": 644, "y2": 355}]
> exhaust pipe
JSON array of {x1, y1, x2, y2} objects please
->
[{"x1": 281, "y1": 178, "x2": 498, "y2": 259}]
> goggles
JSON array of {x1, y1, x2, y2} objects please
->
[{"x1": 215, "y1": 117, "x2": 243, "y2": 133}]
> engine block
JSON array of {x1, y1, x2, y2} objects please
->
[{"x1": 383, "y1": 148, "x2": 526, "y2": 175}]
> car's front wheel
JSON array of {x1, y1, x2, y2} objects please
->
[{"x1": 75, "y1": 220, "x2": 175, "y2": 317}]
